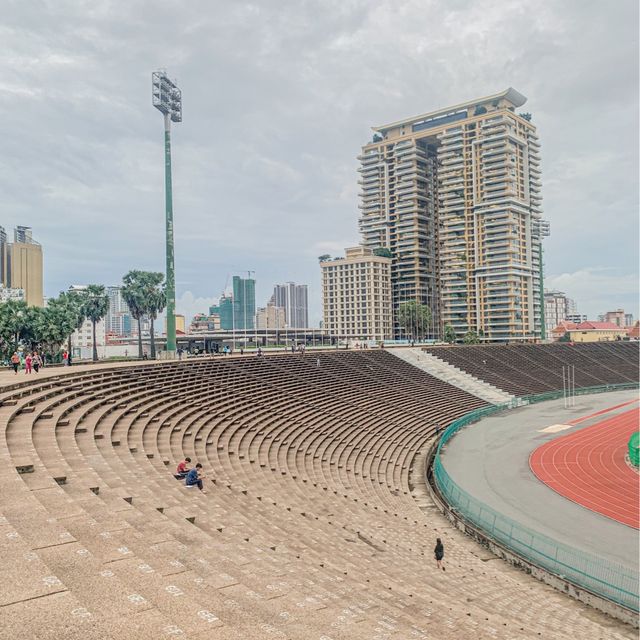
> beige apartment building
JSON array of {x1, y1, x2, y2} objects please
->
[
  {"x1": 358, "y1": 88, "x2": 546, "y2": 342},
  {"x1": 256, "y1": 304, "x2": 286, "y2": 331},
  {"x1": 1, "y1": 226, "x2": 44, "y2": 307},
  {"x1": 321, "y1": 246, "x2": 392, "y2": 342}
]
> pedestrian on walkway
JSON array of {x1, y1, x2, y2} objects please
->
[
  {"x1": 434, "y1": 538, "x2": 445, "y2": 571},
  {"x1": 316, "y1": 357, "x2": 320, "y2": 368},
  {"x1": 10, "y1": 352, "x2": 20, "y2": 375},
  {"x1": 32, "y1": 352, "x2": 42, "y2": 373},
  {"x1": 25, "y1": 352, "x2": 33, "y2": 374}
]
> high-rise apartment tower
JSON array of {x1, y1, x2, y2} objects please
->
[
  {"x1": 5, "y1": 226, "x2": 44, "y2": 307},
  {"x1": 272, "y1": 283, "x2": 309, "y2": 328},
  {"x1": 358, "y1": 88, "x2": 545, "y2": 342}
]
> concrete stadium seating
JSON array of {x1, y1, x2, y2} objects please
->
[
  {"x1": 0, "y1": 350, "x2": 634, "y2": 639},
  {"x1": 424, "y1": 342, "x2": 639, "y2": 397}
]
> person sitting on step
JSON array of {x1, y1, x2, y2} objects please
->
[
  {"x1": 185, "y1": 463, "x2": 205, "y2": 492},
  {"x1": 175, "y1": 457, "x2": 192, "y2": 479}
]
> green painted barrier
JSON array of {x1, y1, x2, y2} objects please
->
[
  {"x1": 433, "y1": 382, "x2": 640, "y2": 612},
  {"x1": 629, "y1": 432, "x2": 640, "y2": 468}
]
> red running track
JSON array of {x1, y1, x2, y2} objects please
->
[{"x1": 530, "y1": 404, "x2": 640, "y2": 529}]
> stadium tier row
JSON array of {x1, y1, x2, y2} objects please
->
[
  {"x1": 0, "y1": 348, "x2": 636, "y2": 639},
  {"x1": 424, "y1": 342, "x2": 638, "y2": 397}
]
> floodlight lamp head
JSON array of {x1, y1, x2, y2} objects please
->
[{"x1": 152, "y1": 70, "x2": 182, "y2": 123}]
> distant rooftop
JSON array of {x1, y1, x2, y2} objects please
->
[{"x1": 373, "y1": 87, "x2": 527, "y2": 134}]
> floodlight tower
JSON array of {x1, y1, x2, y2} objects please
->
[{"x1": 152, "y1": 70, "x2": 182, "y2": 357}]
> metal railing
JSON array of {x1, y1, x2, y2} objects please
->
[{"x1": 433, "y1": 382, "x2": 640, "y2": 612}]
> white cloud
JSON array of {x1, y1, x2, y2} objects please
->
[
  {"x1": 546, "y1": 268, "x2": 639, "y2": 319},
  {"x1": 0, "y1": 0, "x2": 637, "y2": 329},
  {"x1": 175, "y1": 291, "x2": 218, "y2": 326}
]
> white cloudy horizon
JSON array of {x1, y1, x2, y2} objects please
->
[{"x1": 1, "y1": 0, "x2": 638, "y2": 325}]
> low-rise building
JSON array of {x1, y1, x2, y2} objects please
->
[
  {"x1": 256, "y1": 304, "x2": 285, "y2": 331},
  {"x1": 320, "y1": 246, "x2": 392, "y2": 342},
  {"x1": 544, "y1": 290, "x2": 577, "y2": 338},
  {"x1": 552, "y1": 321, "x2": 628, "y2": 343},
  {"x1": 189, "y1": 313, "x2": 220, "y2": 333},
  {"x1": 601, "y1": 309, "x2": 634, "y2": 328},
  {"x1": 71, "y1": 317, "x2": 107, "y2": 359},
  {"x1": 165, "y1": 314, "x2": 186, "y2": 336},
  {"x1": 0, "y1": 286, "x2": 25, "y2": 302}
]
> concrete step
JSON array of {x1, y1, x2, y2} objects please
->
[{"x1": 389, "y1": 348, "x2": 514, "y2": 405}]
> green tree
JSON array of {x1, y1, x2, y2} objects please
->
[
  {"x1": 397, "y1": 301, "x2": 432, "y2": 341},
  {"x1": 144, "y1": 273, "x2": 166, "y2": 359},
  {"x1": 33, "y1": 304, "x2": 65, "y2": 358},
  {"x1": 122, "y1": 270, "x2": 146, "y2": 359},
  {"x1": 59, "y1": 291, "x2": 87, "y2": 356},
  {"x1": 444, "y1": 324, "x2": 457, "y2": 344},
  {"x1": 83, "y1": 285, "x2": 110, "y2": 362},
  {"x1": 318, "y1": 254, "x2": 331, "y2": 262},
  {"x1": 44, "y1": 292, "x2": 86, "y2": 360},
  {"x1": 463, "y1": 330, "x2": 480, "y2": 344},
  {"x1": 0, "y1": 299, "x2": 30, "y2": 357},
  {"x1": 122, "y1": 271, "x2": 166, "y2": 359}
]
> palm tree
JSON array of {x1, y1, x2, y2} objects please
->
[
  {"x1": 58, "y1": 290, "x2": 87, "y2": 357},
  {"x1": 83, "y1": 285, "x2": 110, "y2": 362},
  {"x1": 143, "y1": 273, "x2": 166, "y2": 359},
  {"x1": 397, "y1": 301, "x2": 432, "y2": 342},
  {"x1": 122, "y1": 270, "x2": 146, "y2": 359}
]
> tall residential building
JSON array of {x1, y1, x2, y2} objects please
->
[
  {"x1": 358, "y1": 88, "x2": 545, "y2": 342},
  {"x1": 544, "y1": 290, "x2": 577, "y2": 337},
  {"x1": 210, "y1": 296, "x2": 234, "y2": 330},
  {"x1": 272, "y1": 282, "x2": 309, "y2": 328},
  {"x1": 232, "y1": 275, "x2": 256, "y2": 331},
  {"x1": 5, "y1": 226, "x2": 43, "y2": 307},
  {"x1": 210, "y1": 275, "x2": 256, "y2": 331},
  {"x1": 105, "y1": 286, "x2": 132, "y2": 337},
  {"x1": 321, "y1": 247, "x2": 392, "y2": 342},
  {"x1": 0, "y1": 226, "x2": 7, "y2": 285}
]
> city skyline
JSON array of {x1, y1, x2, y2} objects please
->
[{"x1": 1, "y1": 1, "x2": 637, "y2": 325}]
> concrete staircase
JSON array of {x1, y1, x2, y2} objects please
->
[{"x1": 389, "y1": 348, "x2": 515, "y2": 405}]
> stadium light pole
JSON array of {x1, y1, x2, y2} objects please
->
[{"x1": 152, "y1": 70, "x2": 182, "y2": 358}]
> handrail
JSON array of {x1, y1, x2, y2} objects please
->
[{"x1": 433, "y1": 382, "x2": 640, "y2": 612}]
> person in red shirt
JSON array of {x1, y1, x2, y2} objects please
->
[{"x1": 175, "y1": 457, "x2": 192, "y2": 479}]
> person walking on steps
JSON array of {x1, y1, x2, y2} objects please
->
[
  {"x1": 25, "y1": 352, "x2": 32, "y2": 374},
  {"x1": 10, "y1": 352, "x2": 20, "y2": 375},
  {"x1": 434, "y1": 537, "x2": 445, "y2": 571}
]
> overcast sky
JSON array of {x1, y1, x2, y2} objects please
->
[{"x1": 1, "y1": 0, "x2": 638, "y2": 324}]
